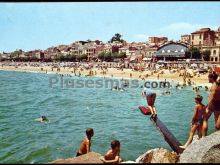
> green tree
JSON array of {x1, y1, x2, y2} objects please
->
[
  {"x1": 111, "y1": 52, "x2": 118, "y2": 59},
  {"x1": 105, "y1": 52, "x2": 114, "y2": 61},
  {"x1": 202, "y1": 50, "x2": 211, "y2": 61},
  {"x1": 98, "y1": 52, "x2": 105, "y2": 61},
  {"x1": 54, "y1": 52, "x2": 64, "y2": 62},
  {"x1": 185, "y1": 47, "x2": 201, "y2": 59},
  {"x1": 77, "y1": 54, "x2": 88, "y2": 61},
  {"x1": 117, "y1": 52, "x2": 127, "y2": 59},
  {"x1": 110, "y1": 33, "x2": 124, "y2": 43}
]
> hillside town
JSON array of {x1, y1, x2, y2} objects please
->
[{"x1": 1, "y1": 27, "x2": 220, "y2": 64}]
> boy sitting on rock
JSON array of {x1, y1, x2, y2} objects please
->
[
  {"x1": 101, "y1": 140, "x2": 122, "y2": 163},
  {"x1": 76, "y1": 128, "x2": 94, "y2": 157}
]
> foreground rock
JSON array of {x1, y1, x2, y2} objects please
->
[
  {"x1": 180, "y1": 130, "x2": 220, "y2": 163},
  {"x1": 135, "y1": 148, "x2": 179, "y2": 163},
  {"x1": 50, "y1": 152, "x2": 104, "y2": 164}
]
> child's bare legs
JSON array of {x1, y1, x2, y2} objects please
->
[
  {"x1": 202, "y1": 109, "x2": 212, "y2": 137},
  {"x1": 180, "y1": 124, "x2": 198, "y2": 149},
  {"x1": 197, "y1": 125, "x2": 202, "y2": 139},
  {"x1": 214, "y1": 111, "x2": 220, "y2": 131}
]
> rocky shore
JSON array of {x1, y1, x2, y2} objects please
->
[{"x1": 49, "y1": 131, "x2": 220, "y2": 163}]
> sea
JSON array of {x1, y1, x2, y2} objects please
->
[{"x1": 0, "y1": 70, "x2": 215, "y2": 163}]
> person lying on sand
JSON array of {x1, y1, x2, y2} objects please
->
[
  {"x1": 180, "y1": 95, "x2": 205, "y2": 149},
  {"x1": 76, "y1": 128, "x2": 94, "y2": 157},
  {"x1": 101, "y1": 140, "x2": 122, "y2": 164}
]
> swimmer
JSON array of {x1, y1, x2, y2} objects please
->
[
  {"x1": 161, "y1": 91, "x2": 171, "y2": 95},
  {"x1": 111, "y1": 86, "x2": 118, "y2": 91},
  {"x1": 35, "y1": 116, "x2": 49, "y2": 123}
]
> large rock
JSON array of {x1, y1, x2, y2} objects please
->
[
  {"x1": 50, "y1": 152, "x2": 104, "y2": 164},
  {"x1": 135, "y1": 148, "x2": 179, "y2": 163},
  {"x1": 179, "y1": 130, "x2": 220, "y2": 163}
]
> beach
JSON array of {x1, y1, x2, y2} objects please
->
[{"x1": 0, "y1": 62, "x2": 211, "y2": 87}]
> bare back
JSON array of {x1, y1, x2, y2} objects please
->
[
  {"x1": 194, "y1": 104, "x2": 205, "y2": 121},
  {"x1": 78, "y1": 137, "x2": 90, "y2": 154},
  {"x1": 208, "y1": 82, "x2": 220, "y2": 112},
  {"x1": 104, "y1": 149, "x2": 119, "y2": 161}
]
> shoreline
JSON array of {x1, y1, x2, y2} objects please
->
[{"x1": 0, "y1": 65, "x2": 211, "y2": 87}]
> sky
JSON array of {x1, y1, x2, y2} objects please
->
[{"x1": 0, "y1": 2, "x2": 220, "y2": 52}]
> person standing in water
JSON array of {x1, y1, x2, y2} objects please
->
[
  {"x1": 202, "y1": 72, "x2": 220, "y2": 136},
  {"x1": 180, "y1": 95, "x2": 205, "y2": 149}
]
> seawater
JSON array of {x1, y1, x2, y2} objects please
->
[{"x1": 0, "y1": 70, "x2": 215, "y2": 163}]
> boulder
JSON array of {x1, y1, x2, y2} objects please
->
[
  {"x1": 179, "y1": 130, "x2": 220, "y2": 163},
  {"x1": 135, "y1": 148, "x2": 179, "y2": 163},
  {"x1": 49, "y1": 152, "x2": 104, "y2": 164}
]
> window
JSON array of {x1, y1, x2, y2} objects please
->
[
  {"x1": 199, "y1": 41, "x2": 201, "y2": 45},
  {"x1": 192, "y1": 35, "x2": 194, "y2": 40},
  {"x1": 167, "y1": 50, "x2": 170, "y2": 53},
  {"x1": 175, "y1": 49, "x2": 178, "y2": 52},
  {"x1": 192, "y1": 42, "x2": 194, "y2": 45},
  {"x1": 181, "y1": 49, "x2": 184, "y2": 52},
  {"x1": 162, "y1": 50, "x2": 165, "y2": 53},
  {"x1": 213, "y1": 50, "x2": 216, "y2": 55},
  {"x1": 199, "y1": 34, "x2": 202, "y2": 39}
]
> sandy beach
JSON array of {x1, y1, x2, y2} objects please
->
[{"x1": 0, "y1": 63, "x2": 211, "y2": 87}]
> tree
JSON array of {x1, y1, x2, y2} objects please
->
[
  {"x1": 202, "y1": 50, "x2": 211, "y2": 61},
  {"x1": 77, "y1": 54, "x2": 88, "y2": 61},
  {"x1": 98, "y1": 52, "x2": 105, "y2": 61},
  {"x1": 104, "y1": 52, "x2": 112, "y2": 61},
  {"x1": 117, "y1": 52, "x2": 127, "y2": 59},
  {"x1": 185, "y1": 47, "x2": 201, "y2": 59},
  {"x1": 110, "y1": 33, "x2": 124, "y2": 43},
  {"x1": 54, "y1": 52, "x2": 64, "y2": 62}
]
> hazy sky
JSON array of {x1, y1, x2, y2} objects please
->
[{"x1": 0, "y1": 2, "x2": 220, "y2": 52}]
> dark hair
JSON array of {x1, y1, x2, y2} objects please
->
[
  {"x1": 111, "y1": 140, "x2": 120, "y2": 149},
  {"x1": 41, "y1": 116, "x2": 47, "y2": 120},
  {"x1": 195, "y1": 95, "x2": 203, "y2": 102},
  {"x1": 208, "y1": 72, "x2": 218, "y2": 81},
  {"x1": 86, "y1": 128, "x2": 94, "y2": 137}
]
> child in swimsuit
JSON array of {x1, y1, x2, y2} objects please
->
[
  {"x1": 101, "y1": 140, "x2": 122, "y2": 163},
  {"x1": 76, "y1": 128, "x2": 94, "y2": 157},
  {"x1": 180, "y1": 95, "x2": 205, "y2": 149}
]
